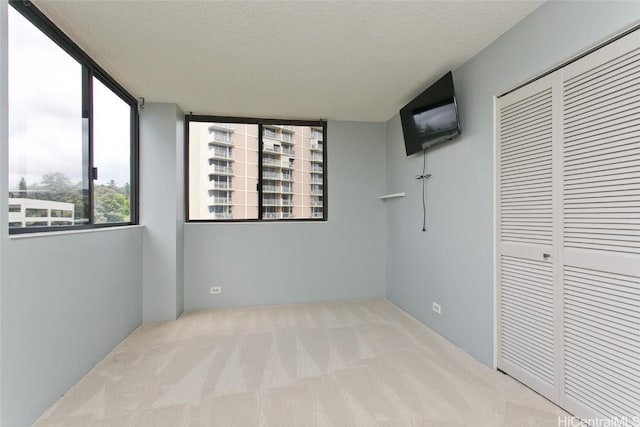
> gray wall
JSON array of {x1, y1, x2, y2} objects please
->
[
  {"x1": 1, "y1": 228, "x2": 143, "y2": 427},
  {"x1": 140, "y1": 103, "x2": 185, "y2": 321},
  {"x1": 184, "y1": 120, "x2": 387, "y2": 309},
  {"x1": 385, "y1": 0, "x2": 640, "y2": 367}
]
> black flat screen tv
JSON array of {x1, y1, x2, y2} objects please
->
[{"x1": 400, "y1": 71, "x2": 461, "y2": 156}]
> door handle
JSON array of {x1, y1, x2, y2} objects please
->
[{"x1": 543, "y1": 253, "x2": 551, "y2": 260}]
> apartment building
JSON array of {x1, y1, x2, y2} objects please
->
[{"x1": 188, "y1": 121, "x2": 324, "y2": 220}]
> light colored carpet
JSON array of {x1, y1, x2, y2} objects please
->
[{"x1": 35, "y1": 299, "x2": 566, "y2": 426}]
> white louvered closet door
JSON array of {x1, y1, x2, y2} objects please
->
[
  {"x1": 559, "y1": 29, "x2": 640, "y2": 421},
  {"x1": 497, "y1": 27, "x2": 640, "y2": 422},
  {"x1": 496, "y1": 74, "x2": 560, "y2": 402}
]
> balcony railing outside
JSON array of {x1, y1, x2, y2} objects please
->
[
  {"x1": 263, "y1": 157, "x2": 279, "y2": 166},
  {"x1": 311, "y1": 142, "x2": 323, "y2": 151},
  {"x1": 282, "y1": 212, "x2": 294, "y2": 218},
  {"x1": 263, "y1": 185, "x2": 281, "y2": 193},
  {"x1": 212, "y1": 123, "x2": 234, "y2": 129},
  {"x1": 311, "y1": 212, "x2": 323, "y2": 218},
  {"x1": 214, "y1": 135, "x2": 232, "y2": 143},
  {"x1": 263, "y1": 198, "x2": 280, "y2": 206},
  {"x1": 211, "y1": 165, "x2": 233, "y2": 174},
  {"x1": 263, "y1": 212, "x2": 282, "y2": 219},
  {"x1": 211, "y1": 197, "x2": 232, "y2": 205},
  {"x1": 263, "y1": 171, "x2": 281, "y2": 179},
  {"x1": 210, "y1": 181, "x2": 232, "y2": 190},
  {"x1": 263, "y1": 145, "x2": 281, "y2": 154},
  {"x1": 311, "y1": 189, "x2": 323, "y2": 195},
  {"x1": 211, "y1": 212, "x2": 233, "y2": 219},
  {"x1": 281, "y1": 174, "x2": 293, "y2": 181},
  {"x1": 282, "y1": 186, "x2": 293, "y2": 193},
  {"x1": 310, "y1": 154, "x2": 323, "y2": 161},
  {"x1": 282, "y1": 161, "x2": 295, "y2": 169},
  {"x1": 209, "y1": 139, "x2": 233, "y2": 147},
  {"x1": 282, "y1": 199, "x2": 293, "y2": 206},
  {"x1": 311, "y1": 165, "x2": 323, "y2": 172},
  {"x1": 210, "y1": 149, "x2": 233, "y2": 159},
  {"x1": 282, "y1": 148, "x2": 295, "y2": 156},
  {"x1": 311, "y1": 201, "x2": 323, "y2": 207}
]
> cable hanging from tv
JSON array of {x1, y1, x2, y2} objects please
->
[{"x1": 416, "y1": 149, "x2": 431, "y2": 232}]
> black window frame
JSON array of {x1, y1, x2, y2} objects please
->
[
  {"x1": 186, "y1": 115, "x2": 327, "y2": 222},
  {"x1": 8, "y1": 0, "x2": 139, "y2": 235}
]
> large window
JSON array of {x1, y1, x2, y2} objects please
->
[
  {"x1": 187, "y1": 117, "x2": 327, "y2": 221},
  {"x1": 7, "y1": 2, "x2": 138, "y2": 233}
]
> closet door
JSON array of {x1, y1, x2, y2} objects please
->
[
  {"x1": 559, "y1": 30, "x2": 640, "y2": 420},
  {"x1": 496, "y1": 74, "x2": 560, "y2": 401}
]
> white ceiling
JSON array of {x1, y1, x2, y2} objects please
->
[{"x1": 33, "y1": 0, "x2": 543, "y2": 122}]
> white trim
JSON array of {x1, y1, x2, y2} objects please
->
[
  {"x1": 492, "y1": 95, "x2": 498, "y2": 370},
  {"x1": 550, "y1": 70, "x2": 564, "y2": 404}
]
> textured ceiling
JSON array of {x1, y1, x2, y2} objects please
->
[{"x1": 32, "y1": 1, "x2": 543, "y2": 122}]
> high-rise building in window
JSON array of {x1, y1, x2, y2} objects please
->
[{"x1": 188, "y1": 122, "x2": 324, "y2": 220}]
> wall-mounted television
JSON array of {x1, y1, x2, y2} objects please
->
[{"x1": 400, "y1": 71, "x2": 461, "y2": 156}]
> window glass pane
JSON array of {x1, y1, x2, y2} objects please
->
[
  {"x1": 189, "y1": 122, "x2": 259, "y2": 220},
  {"x1": 8, "y1": 8, "x2": 87, "y2": 229},
  {"x1": 262, "y1": 125, "x2": 324, "y2": 220},
  {"x1": 92, "y1": 77, "x2": 132, "y2": 224}
]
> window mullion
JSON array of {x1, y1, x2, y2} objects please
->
[
  {"x1": 322, "y1": 123, "x2": 328, "y2": 220},
  {"x1": 82, "y1": 66, "x2": 94, "y2": 225},
  {"x1": 258, "y1": 124, "x2": 263, "y2": 220},
  {"x1": 131, "y1": 104, "x2": 140, "y2": 224}
]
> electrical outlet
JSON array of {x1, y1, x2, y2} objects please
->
[
  {"x1": 210, "y1": 286, "x2": 222, "y2": 295},
  {"x1": 432, "y1": 302, "x2": 441, "y2": 315}
]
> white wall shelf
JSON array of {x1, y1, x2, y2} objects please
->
[{"x1": 379, "y1": 192, "x2": 405, "y2": 200}]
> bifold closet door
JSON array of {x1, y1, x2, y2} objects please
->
[
  {"x1": 496, "y1": 74, "x2": 560, "y2": 402},
  {"x1": 498, "y1": 27, "x2": 640, "y2": 421},
  {"x1": 559, "y1": 29, "x2": 640, "y2": 420}
]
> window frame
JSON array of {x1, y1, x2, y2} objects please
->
[
  {"x1": 8, "y1": 1, "x2": 139, "y2": 235},
  {"x1": 186, "y1": 115, "x2": 327, "y2": 223}
]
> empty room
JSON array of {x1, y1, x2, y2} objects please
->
[{"x1": 1, "y1": 0, "x2": 639, "y2": 426}]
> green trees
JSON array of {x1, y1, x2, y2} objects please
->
[
  {"x1": 18, "y1": 177, "x2": 27, "y2": 195},
  {"x1": 94, "y1": 182, "x2": 130, "y2": 223}
]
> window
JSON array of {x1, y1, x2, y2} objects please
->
[
  {"x1": 7, "y1": 2, "x2": 138, "y2": 233},
  {"x1": 187, "y1": 117, "x2": 327, "y2": 221},
  {"x1": 264, "y1": 128, "x2": 277, "y2": 139},
  {"x1": 92, "y1": 78, "x2": 133, "y2": 224},
  {"x1": 211, "y1": 129, "x2": 231, "y2": 143}
]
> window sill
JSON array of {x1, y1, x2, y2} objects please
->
[
  {"x1": 9, "y1": 225, "x2": 144, "y2": 240},
  {"x1": 185, "y1": 220, "x2": 327, "y2": 225}
]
